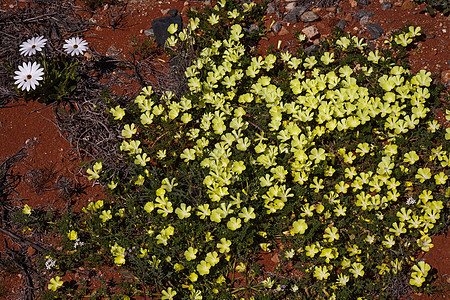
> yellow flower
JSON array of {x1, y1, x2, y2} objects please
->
[
  {"x1": 184, "y1": 247, "x2": 198, "y2": 261},
  {"x1": 22, "y1": 204, "x2": 32, "y2": 215},
  {"x1": 121, "y1": 123, "x2": 137, "y2": 138},
  {"x1": 161, "y1": 287, "x2": 177, "y2": 300},
  {"x1": 217, "y1": 238, "x2": 231, "y2": 253},
  {"x1": 227, "y1": 217, "x2": 242, "y2": 231},
  {"x1": 434, "y1": 172, "x2": 448, "y2": 185},
  {"x1": 48, "y1": 276, "x2": 64, "y2": 291},
  {"x1": 323, "y1": 227, "x2": 339, "y2": 242},
  {"x1": 415, "y1": 168, "x2": 431, "y2": 183},
  {"x1": 189, "y1": 272, "x2": 198, "y2": 282},
  {"x1": 238, "y1": 207, "x2": 256, "y2": 222},
  {"x1": 208, "y1": 13, "x2": 220, "y2": 25},
  {"x1": 167, "y1": 23, "x2": 178, "y2": 35},
  {"x1": 196, "y1": 260, "x2": 211, "y2": 276},
  {"x1": 412, "y1": 260, "x2": 431, "y2": 276},
  {"x1": 205, "y1": 251, "x2": 220, "y2": 266},
  {"x1": 404, "y1": 151, "x2": 419, "y2": 164},
  {"x1": 67, "y1": 230, "x2": 77, "y2": 241},
  {"x1": 175, "y1": 203, "x2": 192, "y2": 219},
  {"x1": 417, "y1": 235, "x2": 434, "y2": 252},
  {"x1": 108, "y1": 180, "x2": 117, "y2": 190},
  {"x1": 320, "y1": 52, "x2": 334, "y2": 65},
  {"x1": 291, "y1": 219, "x2": 308, "y2": 235},
  {"x1": 180, "y1": 148, "x2": 196, "y2": 162},
  {"x1": 313, "y1": 265, "x2": 330, "y2": 280},
  {"x1": 349, "y1": 262, "x2": 365, "y2": 278},
  {"x1": 99, "y1": 210, "x2": 112, "y2": 222},
  {"x1": 410, "y1": 272, "x2": 425, "y2": 287},
  {"x1": 110, "y1": 105, "x2": 125, "y2": 120}
]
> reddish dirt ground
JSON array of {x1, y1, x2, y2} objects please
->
[{"x1": 0, "y1": 0, "x2": 449, "y2": 299}]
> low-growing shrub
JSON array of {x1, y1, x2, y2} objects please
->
[{"x1": 38, "y1": 1, "x2": 449, "y2": 299}]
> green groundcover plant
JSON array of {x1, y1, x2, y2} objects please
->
[
  {"x1": 12, "y1": 35, "x2": 88, "y2": 103},
  {"x1": 30, "y1": 0, "x2": 449, "y2": 299}
]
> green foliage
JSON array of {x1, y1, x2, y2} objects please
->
[
  {"x1": 414, "y1": 0, "x2": 450, "y2": 15},
  {"x1": 17, "y1": 0, "x2": 448, "y2": 299},
  {"x1": 22, "y1": 54, "x2": 80, "y2": 104},
  {"x1": 130, "y1": 34, "x2": 161, "y2": 60}
]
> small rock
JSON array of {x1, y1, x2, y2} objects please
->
[
  {"x1": 266, "y1": 1, "x2": 277, "y2": 14},
  {"x1": 344, "y1": 13, "x2": 353, "y2": 22},
  {"x1": 325, "y1": 6, "x2": 337, "y2": 13},
  {"x1": 161, "y1": 8, "x2": 170, "y2": 15},
  {"x1": 168, "y1": 9, "x2": 178, "y2": 17},
  {"x1": 283, "y1": 6, "x2": 308, "y2": 23},
  {"x1": 356, "y1": 0, "x2": 371, "y2": 5},
  {"x1": 426, "y1": 33, "x2": 436, "y2": 39},
  {"x1": 245, "y1": 24, "x2": 259, "y2": 33},
  {"x1": 278, "y1": 26, "x2": 290, "y2": 35},
  {"x1": 355, "y1": 9, "x2": 374, "y2": 19},
  {"x1": 302, "y1": 25, "x2": 320, "y2": 39},
  {"x1": 301, "y1": 11, "x2": 321, "y2": 22},
  {"x1": 27, "y1": 247, "x2": 36, "y2": 257},
  {"x1": 381, "y1": 2, "x2": 392, "y2": 10},
  {"x1": 401, "y1": 0, "x2": 416, "y2": 9},
  {"x1": 442, "y1": 70, "x2": 450, "y2": 86},
  {"x1": 367, "y1": 23, "x2": 384, "y2": 39},
  {"x1": 349, "y1": 0, "x2": 358, "y2": 7},
  {"x1": 360, "y1": 15, "x2": 370, "y2": 25},
  {"x1": 106, "y1": 45, "x2": 120, "y2": 57},
  {"x1": 286, "y1": 1, "x2": 297, "y2": 11},
  {"x1": 335, "y1": 19, "x2": 348, "y2": 30},
  {"x1": 272, "y1": 21, "x2": 282, "y2": 33},
  {"x1": 144, "y1": 28, "x2": 154, "y2": 36},
  {"x1": 305, "y1": 44, "x2": 321, "y2": 55},
  {"x1": 152, "y1": 15, "x2": 183, "y2": 47},
  {"x1": 394, "y1": 0, "x2": 403, "y2": 6},
  {"x1": 271, "y1": 253, "x2": 280, "y2": 263}
]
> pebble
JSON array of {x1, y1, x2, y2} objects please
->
[
  {"x1": 272, "y1": 21, "x2": 282, "y2": 33},
  {"x1": 349, "y1": 0, "x2": 358, "y2": 7},
  {"x1": 442, "y1": 69, "x2": 450, "y2": 87},
  {"x1": 401, "y1": 0, "x2": 416, "y2": 10},
  {"x1": 356, "y1": 0, "x2": 371, "y2": 5},
  {"x1": 266, "y1": 2, "x2": 277, "y2": 14},
  {"x1": 426, "y1": 33, "x2": 436, "y2": 39},
  {"x1": 336, "y1": 19, "x2": 348, "y2": 30},
  {"x1": 246, "y1": 24, "x2": 259, "y2": 33},
  {"x1": 367, "y1": 23, "x2": 384, "y2": 39},
  {"x1": 282, "y1": 6, "x2": 308, "y2": 23},
  {"x1": 144, "y1": 28, "x2": 154, "y2": 36},
  {"x1": 381, "y1": 2, "x2": 392, "y2": 10},
  {"x1": 355, "y1": 9, "x2": 374, "y2": 19},
  {"x1": 360, "y1": 15, "x2": 370, "y2": 25},
  {"x1": 305, "y1": 44, "x2": 321, "y2": 55},
  {"x1": 302, "y1": 25, "x2": 320, "y2": 39},
  {"x1": 286, "y1": 1, "x2": 297, "y2": 11},
  {"x1": 301, "y1": 11, "x2": 321, "y2": 22},
  {"x1": 278, "y1": 26, "x2": 290, "y2": 35}
]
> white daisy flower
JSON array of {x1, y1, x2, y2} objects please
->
[
  {"x1": 19, "y1": 36, "x2": 48, "y2": 56},
  {"x1": 14, "y1": 61, "x2": 44, "y2": 92},
  {"x1": 63, "y1": 37, "x2": 88, "y2": 56}
]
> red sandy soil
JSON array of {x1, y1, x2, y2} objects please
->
[{"x1": 0, "y1": 0, "x2": 449, "y2": 299}]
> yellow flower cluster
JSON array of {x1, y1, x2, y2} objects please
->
[{"x1": 96, "y1": 8, "x2": 449, "y2": 297}]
